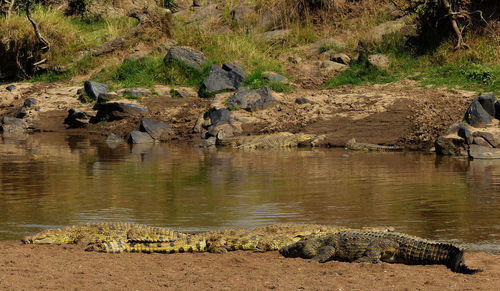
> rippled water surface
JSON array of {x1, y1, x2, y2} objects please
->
[{"x1": 1, "y1": 133, "x2": 500, "y2": 253}]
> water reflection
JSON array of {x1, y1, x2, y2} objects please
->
[{"x1": 0, "y1": 132, "x2": 499, "y2": 253}]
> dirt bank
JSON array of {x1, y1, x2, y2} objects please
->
[
  {"x1": 0, "y1": 241, "x2": 497, "y2": 290},
  {"x1": 0, "y1": 80, "x2": 475, "y2": 149}
]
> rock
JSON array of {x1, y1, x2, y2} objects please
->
[
  {"x1": 128, "y1": 131, "x2": 154, "y2": 144},
  {"x1": 209, "y1": 108, "x2": 232, "y2": 127},
  {"x1": 367, "y1": 54, "x2": 390, "y2": 70},
  {"x1": 230, "y1": 5, "x2": 255, "y2": 27},
  {"x1": 227, "y1": 87, "x2": 277, "y2": 112},
  {"x1": 295, "y1": 97, "x2": 313, "y2": 105},
  {"x1": 473, "y1": 136, "x2": 493, "y2": 148},
  {"x1": 199, "y1": 65, "x2": 240, "y2": 97},
  {"x1": 106, "y1": 133, "x2": 123, "y2": 143},
  {"x1": 464, "y1": 98, "x2": 492, "y2": 128},
  {"x1": 469, "y1": 144, "x2": 500, "y2": 159},
  {"x1": 124, "y1": 52, "x2": 148, "y2": 62},
  {"x1": 14, "y1": 107, "x2": 27, "y2": 119},
  {"x1": 495, "y1": 100, "x2": 500, "y2": 120},
  {"x1": 118, "y1": 88, "x2": 151, "y2": 98},
  {"x1": 435, "y1": 135, "x2": 468, "y2": 156},
  {"x1": 6, "y1": 85, "x2": 16, "y2": 91},
  {"x1": 222, "y1": 63, "x2": 245, "y2": 88},
  {"x1": 64, "y1": 109, "x2": 92, "y2": 128},
  {"x1": 1, "y1": 117, "x2": 27, "y2": 133},
  {"x1": 330, "y1": 53, "x2": 351, "y2": 65},
  {"x1": 140, "y1": 118, "x2": 173, "y2": 140},
  {"x1": 363, "y1": 17, "x2": 417, "y2": 44},
  {"x1": 196, "y1": 136, "x2": 217, "y2": 147},
  {"x1": 164, "y1": 46, "x2": 208, "y2": 71},
  {"x1": 477, "y1": 92, "x2": 495, "y2": 117},
  {"x1": 472, "y1": 131, "x2": 500, "y2": 147},
  {"x1": 93, "y1": 102, "x2": 148, "y2": 122},
  {"x1": 263, "y1": 72, "x2": 288, "y2": 84},
  {"x1": 97, "y1": 93, "x2": 118, "y2": 104},
  {"x1": 171, "y1": 89, "x2": 194, "y2": 98},
  {"x1": 457, "y1": 124, "x2": 473, "y2": 145},
  {"x1": 209, "y1": 123, "x2": 234, "y2": 140},
  {"x1": 308, "y1": 38, "x2": 346, "y2": 54},
  {"x1": 23, "y1": 98, "x2": 37, "y2": 107},
  {"x1": 257, "y1": 29, "x2": 291, "y2": 44},
  {"x1": 155, "y1": 40, "x2": 178, "y2": 53},
  {"x1": 84, "y1": 81, "x2": 109, "y2": 99},
  {"x1": 320, "y1": 61, "x2": 348, "y2": 73}
]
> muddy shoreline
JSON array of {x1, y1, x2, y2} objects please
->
[
  {"x1": 0, "y1": 240, "x2": 498, "y2": 290},
  {"x1": 1, "y1": 81, "x2": 476, "y2": 150}
]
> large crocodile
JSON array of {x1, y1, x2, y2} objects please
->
[
  {"x1": 84, "y1": 224, "x2": 394, "y2": 254},
  {"x1": 22, "y1": 222, "x2": 187, "y2": 245},
  {"x1": 217, "y1": 132, "x2": 324, "y2": 149},
  {"x1": 279, "y1": 230, "x2": 482, "y2": 274},
  {"x1": 345, "y1": 138, "x2": 403, "y2": 151}
]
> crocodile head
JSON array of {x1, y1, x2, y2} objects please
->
[{"x1": 22, "y1": 229, "x2": 79, "y2": 244}]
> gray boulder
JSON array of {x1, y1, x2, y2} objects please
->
[
  {"x1": 464, "y1": 98, "x2": 492, "y2": 128},
  {"x1": 227, "y1": 87, "x2": 277, "y2": 112},
  {"x1": 209, "y1": 108, "x2": 232, "y2": 127},
  {"x1": 84, "y1": 81, "x2": 109, "y2": 99},
  {"x1": 263, "y1": 72, "x2": 288, "y2": 83},
  {"x1": 367, "y1": 54, "x2": 390, "y2": 69},
  {"x1": 118, "y1": 88, "x2": 151, "y2": 98},
  {"x1": 64, "y1": 109, "x2": 92, "y2": 128},
  {"x1": 477, "y1": 92, "x2": 495, "y2": 117},
  {"x1": 258, "y1": 29, "x2": 291, "y2": 44},
  {"x1": 93, "y1": 102, "x2": 148, "y2": 122},
  {"x1": 222, "y1": 63, "x2": 245, "y2": 87},
  {"x1": 330, "y1": 53, "x2": 351, "y2": 65},
  {"x1": 199, "y1": 64, "x2": 245, "y2": 97},
  {"x1": 128, "y1": 131, "x2": 154, "y2": 144},
  {"x1": 435, "y1": 135, "x2": 468, "y2": 156},
  {"x1": 1, "y1": 117, "x2": 27, "y2": 133},
  {"x1": 164, "y1": 46, "x2": 208, "y2": 71},
  {"x1": 140, "y1": 118, "x2": 173, "y2": 140},
  {"x1": 472, "y1": 131, "x2": 500, "y2": 147},
  {"x1": 23, "y1": 98, "x2": 37, "y2": 107},
  {"x1": 469, "y1": 144, "x2": 500, "y2": 159}
]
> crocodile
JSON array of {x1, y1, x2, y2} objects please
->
[
  {"x1": 217, "y1": 132, "x2": 324, "y2": 149},
  {"x1": 279, "y1": 230, "x2": 482, "y2": 274},
  {"x1": 345, "y1": 138, "x2": 403, "y2": 151},
  {"x1": 84, "y1": 224, "x2": 394, "y2": 254},
  {"x1": 22, "y1": 222, "x2": 186, "y2": 245}
]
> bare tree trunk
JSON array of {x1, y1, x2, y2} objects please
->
[
  {"x1": 25, "y1": 0, "x2": 50, "y2": 51},
  {"x1": 7, "y1": 0, "x2": 14, "y2": 18},
  {"x1": 442, "y1": 0, "x2": 469, "y2": 49}
]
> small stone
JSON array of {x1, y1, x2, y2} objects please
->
[
  {"x1": 23, "y1": 98, "x2": 37, "y2": 107},
  {"x1": 330, "y1": 53, "x2": 351, "y2": 65},
  {"x1": 106, "y1": 133, "x2": 123, "y2": 143},
  {"x1": 295, "y1": 98, "x2": 313, "y2": 105},
  {"x1": 6, "y1": 85, "x2": 16, "y2": 91},
  {"x1": 367, "y1": 54, "x2": 390, "y2": 70}
]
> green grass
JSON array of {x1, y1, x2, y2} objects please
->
[
  {"x1": 324, "y1": 31, "x2": 500, "y2": 94},
  {"x1": 93, "y1": 56, "x2": 210, "y2": 90},
  {"x1": 244, "y1": 67, "x2": 291, "y2": 92}
]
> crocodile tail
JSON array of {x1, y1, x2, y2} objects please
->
[{"x1": 448, "y1": 248, "x2": 483, "y2": 274}]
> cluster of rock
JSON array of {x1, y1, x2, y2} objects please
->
[
  {"x1": 0, "y1": 95, "x2": 39, "y2": 135},
  {"x1": 435, "y1": 93, "x2": 500, "y2": 159}
]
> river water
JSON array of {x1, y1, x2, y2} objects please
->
[{"x1": 1, "y1": 132, "x2": 499, "y2": 253}]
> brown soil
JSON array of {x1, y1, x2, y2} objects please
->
[{"x1": 0, "y1": 241, "x2": 497, "y2": 290}]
